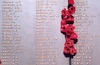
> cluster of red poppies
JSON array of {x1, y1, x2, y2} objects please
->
[{"x1": 60, "y1": 0, "x2": 78, "y2": 55}]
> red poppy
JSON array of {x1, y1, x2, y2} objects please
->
[
  {"x1": 64, "y1": 43, "x2": 69, "y2": 48},
  {"x1": 68, "y1": 0, "x2": 74, "y2": 5},
  {"x1": 61, "y1": 8, "x2": 67, "y2": 17},
  {"x1": 64, "y1": 24, "x2": 75, "y2": 35},
  {"x1": 66, "y1": 10, "x2": 71, "y2": 16},
  {"x1": 66, "y1": 16, "x2": 74, "y2": 22},
  {"x1": 65, "y1": 38, "x2": 74, "y2": 47},
  {"x1": 64, "y1": 47, "x2": 69, "y2": 54},
  {"x1": 60, "y1": 26, "x2": 65, "y2": 33},
  {"x1": 62, "y1": 8, "x2": 71, "y2": 19},
  {"x1": 60, "y1": 19, "x2": 66, "y2": 32},
  {"x1": 66, "y1": 24, "x2": 75, "y2": 33},
  {"x1": 68, "y1": 6, "x2": 76, "y2": 14},
  {"x1": 70, "y1": 48, "x2": 77, "y2": 55},
  {"x1": 61, "y1": 19, "x2": 66, "y2": 26},
  {"x1": 70, "y1": 32, "x2": 78, "y2": 39}
]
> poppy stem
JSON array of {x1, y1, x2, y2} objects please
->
[{"x1": 69, "y1": 57, "x2": 71, "y2": 65}]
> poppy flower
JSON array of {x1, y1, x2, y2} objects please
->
[
  {"x1": 66, "y1": 24, "x2": 75, "y2": 33},
  {"x1": 70, "y1": 32, "x2": 78, "y2": 39},
  {"x1": 69, "y1": 48, "x2": 77, "y2": 55},
  {"x1": 65, "y1": 38, "x2": 74, "y2": 47},
  {"x1": 68, "y1": 6, "x2": 76, "y2": 14},
  {"x1": 66, "y1": 15, "x2": 74, "y2": 23},
  {"x1": 60, "y1": 19, "x2": 66, "y2": 32},
  {"x1": 61, "y1": 8, "x2": 67, "y2": 17},
  {"x1": 61, "y1": 8, "x2": 71, "y2": 19},
  {"x1": 60, "y1": 26, "x2": 65, "y2": 33},
  {"x1": 68, "y1": 0, "x2": 74, "y2": 5},
  {"x1": 61, "y1": 19, "x2": 66, "y2": 26},
  {"x1": 64, "y1": 47, "x2": 69, "y2": 54},
  {"x1": 64, "y1": 43, "x2": 69, "y2": 48},
  {"x1": 64, "y1": 24, "x2": 75, "y2": 35}
]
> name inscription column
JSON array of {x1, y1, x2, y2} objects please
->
[
  {"x1": 36, "y1": 0, "x2": 59, "y2": 65},
  {"x1": 1, "y1": 0, "x2": 22, "y2": 65}
]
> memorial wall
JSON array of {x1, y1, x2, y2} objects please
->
[{"x1": 0, "y1": 0, "x2": 100, "y2": 65}]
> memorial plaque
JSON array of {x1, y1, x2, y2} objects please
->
[{"x1": 0, "y1": 0, "x2": 100, "y2": 65}]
